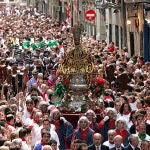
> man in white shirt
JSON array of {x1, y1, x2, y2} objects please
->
[
  {"x1": 19, "y1": 128, "x2": 30, "y2": 150},
  {"x1": 103, "y1": 130, "x2": 116, "y2": 149},
  {"x1": 110, "y1": 135, "x2": 125, "y2": 150},
  {"x1": 138, "y1": 122, "x2": 150, "y2": 142},
  {"x1": 39, "y1": 118, "x2": 60, "y2": 150},
  {"x1": 22, "y1": 98, "x2": 34, "y2": 125}
]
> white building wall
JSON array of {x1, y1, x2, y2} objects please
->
[
  {"x1": 105, "y1": 9, "x2": 110, "y2": 44},
  {"x1": 82, "y1": 1, "x2": 96, "y2": 39},
  {"x1": 126, "y1": 23, "x2": 141, "y2": 56},
  {"x1": 125, "y1": 3, "x2": 143, "y2": 56},
  {"x1": 0, "y1": 0, "x2": 19, "y2": 5},
  {"x1": 105, "y1": 7, "x2": 123, "y2": 49}
]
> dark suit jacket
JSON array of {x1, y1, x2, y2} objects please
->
[
  {"x1": 124, "y1": 145, "x2": 134, "y2": 150},
  {"x1": 88, "y1": 144, "x2": 109, "y2": 150},
  {"x1": 129, "y1": 123, "x2": 150, "y2": 136},
  {"x1": 110, "y1": 146, "x2": 125, "y2": 150}
]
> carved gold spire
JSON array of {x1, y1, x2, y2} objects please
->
[
  {"x1": 57, "y1": 24, "x2": 94, "y2": 87},
  {"x1": 72, "y1": 24, "x2": 82, "y2": 46}
]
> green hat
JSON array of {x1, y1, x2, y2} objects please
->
[
  {"x1": 22, "y1": 42, "x2": 27, "y2": 49},
  {"x1": 47, "y1": 40, "x2": 58, "y2": 48},
  {"x1": 31, "y1": 43, "x2": 38, "y2": 50},
  {"x1": 26, "y1": 40, "x2": 30, "y2": 47},
  {"x1": 22, "y1": 40, "x2": 30, "y2": 49},
  {"x1": 39, "y1": 41, "x2": 45, "y2": 48}
]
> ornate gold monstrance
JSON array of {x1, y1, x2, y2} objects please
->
[{"x1": 57, "y1": 24, "x2": 95, "y2": 111}]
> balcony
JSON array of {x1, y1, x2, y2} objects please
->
[
  {"x1": 124, "y1": 0, "x2": 150, "y2": 3},
  {"x1": 19, "y1": 0, "x2": 27, "y2": 6},
  {"x1": 96, "y1": 0, "x2": 120, "y2": 10}
]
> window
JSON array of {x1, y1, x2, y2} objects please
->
[
  {"x1": 130, "y1": 32, "x2": 135, "y2": 56},
  {"x1": 109, "y1": 24, "x2": 112, "y2": 43},
  {"x1": 112, "y1": 0, "x2": 116, "y2": 3},
  {"x1": 120, "y1": 27, "x2": 123, "y2": 48},
  {"x1": 106, "y1": 0, "x2": 116, "y2": 3},
  {"x1": 115, "y1": 25, "x2": 119, "y2": 46}
]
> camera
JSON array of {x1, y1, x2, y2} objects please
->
[{"x1": 43, "y1": 51, "x2": 50, "y2": 57}]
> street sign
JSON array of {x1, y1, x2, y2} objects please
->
[{"x1": 85, "y1": 9, "x2": 96, "y2": 21}]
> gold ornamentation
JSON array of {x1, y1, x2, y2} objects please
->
[
  {"x1": 57, "y1": 24, "x2": 94, "y2": 89},
  {"x1": 58, "y1": 46, "x2": 94, "y2": 75}
]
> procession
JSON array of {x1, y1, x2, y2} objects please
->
[{"x1": 0, "y1": 5, "x2": 150, "y2": 150}]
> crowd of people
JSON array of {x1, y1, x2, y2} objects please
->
[{"x1": 0, "y1": 6, "x2": 150, "y2": 150}]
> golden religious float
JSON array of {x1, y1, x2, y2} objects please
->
[{"x1": 57, "y1": 24, "x2": 95, "y2": 112}]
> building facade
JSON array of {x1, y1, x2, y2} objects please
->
[
  {"x1": 78, "y1": 0, "x2": 123, "y2": 49},
  {"x1": 0, "y1": 0, "x2": 19, "y2": 7},
  {"x1": 0, "y1": 0, "x2": 27, "y2": 9},
  {"x1": 104, "y1": 1, "x2": 123, "y2": 49},
  {"x1": 29, "y1": 0, "x2": 68, "y2": 22},
  {"x1": 22, "y1": 0, "x2": 150, "y2": 61},
  {"x1": 124, "y1": 0, "x2": 150, "y2": 61}
]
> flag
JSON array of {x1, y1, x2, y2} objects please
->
[
  {"x1": 66, "y1": 2, "x2": 71, "y2": 24},
  {"x1": 74, "y1": 0, "x2": 78, "y2": 12}
]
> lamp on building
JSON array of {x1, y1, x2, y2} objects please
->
[
  {"x1": 127, "y1": 14, "x2": 138, "y2": 26},
  {"x1": 127, "y1": 20, "x2": 131, "y2": 25}
]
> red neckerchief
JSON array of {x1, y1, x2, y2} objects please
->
[
  {"x1": 22, "y1": 138, "x2": 27, "y2": 142},
  {"x1": 130, "y1": 100, "x2": 136, "y2": 103},
  {"x1": 80, "y1": 128, "x2": 89, "y2": 134},
  {"x1": 25, "y1": 75, "x2": 29, "y2": 80},
  {"x1": 89, "y1": 122, "x2": 93, "y2": 130},
  {"x1": 27, "y1": 108, "x2": 33, "y2": 113},
  {"x1": 29, "y1": 125, "x2": 33, "y2": 130},
  {"x1": 54, "y1": 120, "x2": 59, "y2": 126},
  {"x1": 34, "y1": 119, "x2": 38, "y2": 124},
  {"x1": 59, "y1": 45, "x2": 63, "y2": 49},
  {"x1": 80, "y1": 128, "x2": 89, "y2": 141},
  {"x1": 40, "y1": 139, "x2": 45, "y2": 146},
  {"x1": 42, "y1": 92, "x2": 46, "y2": 101},
  {"x1": 6, "y1": 122, "x2": 12, "y2": 126},
  {"x1": 6, "y1": 122, "x2": 14, "y2": 127},
  {"x1": 104, "y1": 95, "x2": 112, "y2": 101},
  {"x1": 123, "y1": 111, "x2": 130, "y2": 115},
  {"x1": 54, "y1": 121, "x2": 60, "y2": 133},
  {"x1": 116, "y1": 129, "x2": 127, "y2": 142},
  {"x1": 139, "y1": 60, "x2": 144, "y2": 66},
  {"x1": 109, "y1": 119, "x2": 115, "y2": 129},
  {"x1": 97, "y1": 120, "x2": 104, "y2": 131}
]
